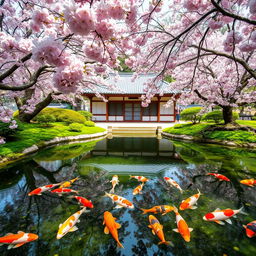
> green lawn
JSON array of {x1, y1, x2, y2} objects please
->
[
  {"x1": 163, "y1": 121, "x2": 256, "y2": 144},
  {"x1": 0, "y1": 122, "x2": 105, "y2": 159}
]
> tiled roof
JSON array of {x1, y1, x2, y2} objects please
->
[{"x1": 83, "y1": 72, "x2": 179, "y2": 94}]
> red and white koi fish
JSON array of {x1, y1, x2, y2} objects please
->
[
  {"x1": 148, "y1": 215, "x2": 172, "y2": 246},
  {"x1": 133, "y1": 183, "x2": 144, "y2": 195},
  {"x1": 243, "y1": 220, "x2": 256, "y2": 238},
  {"x1": 110, "y1": 175, "x2": 119, "y2": 194},
  {"x1": 0, "y1": 231, "x2": 38, "y2": 249},
  {"x1": 51, "y1": 188, "x2": 79, "y2": 195},
  {"x1": 103, "y1": 211, "x2": 124, "y2": 248},
  {"x1": 28, "y1": 183, "x2": 61, "y2": 196},
  {"x1": 173, "y1": 207, "x2": 193, "y2": 242},
  {"x1": 140, "y1": 205, "x2": 175, "y2": 215},
  {"x1": 203, "y1": 207, "x2": 245, "y2": 225},
  {"x1": 69, "y1": 196, "x2": 94, "y2": 208},
  {"x1": 104, "y1": 192, "x2": 134, "y2": 209},
  {"x1": 207, "y1": 173, "x2": 230, "y2": 182},
  {"x1": 130, "y1": 175, "x2": 149, "y2": 183},
  {"x1": 57, "y1": 207, "x2": 87, "y2": 239},
  {"x1": 240, "y1": 179, "x2": 256, "y2": 187},
  {"x1": 179, "y1": 189, "x2": 201, "y2": 211},
  {"x1": 59, "y1": 177, "x2": 79, "y2": 188},
  {"x1": 164, "y1": 177, "x2": 183, "y2": 193}
]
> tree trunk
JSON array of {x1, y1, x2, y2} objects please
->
[
  {"x1": 222, "y1": 106, "x2": 233, "y2": 124},
  {"x1": 17, "y1": 93, "x2": 53, "y2": 123}
]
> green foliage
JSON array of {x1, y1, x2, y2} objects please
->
[
  {"x1": 116, "y1": 56, "x2": 133, "y2": 72},
  {"x1": 0, "y1": 122, "x2": 105, "y2": 158},
  {"x1": 0, "y1": 121, "x2": 16, "y2": 137},
  {"x1": 164, "y1": 75, "x2": 175, "y2": 83},
  {"x1": 84, "y1": 121, "x2": 95, "y2": 127},
  {"x1": 163, "y1": 123, "x2": 256, "y2": 143},
  {"x1": 180, "y1": 107, "x2": 203, "y2": 124},
  {"x1": 77, "y1": 110, "x2": 92, "y2": 121},
  {"x1": 69, "y1": 123, "x2": 85, "y2": 132},
  {"x1": 236, "y1": 120, "x2": 256, "y2": 128},
  {"x1": 252, "y1": 116, "x2": 256, "y2": 120},
  {"x1": 36, "y1": 114, "x2": 56, "y2": 124},
  {"x1": 202, "y1": 110, "x2": 239, "y2": 124},
  {"x1": 33, "y1": 108, "x2": 86, "y2": 124}
]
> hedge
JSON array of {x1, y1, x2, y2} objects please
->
[{"x1": 180, "y1": 107, "x2": 203, "y2": 124}]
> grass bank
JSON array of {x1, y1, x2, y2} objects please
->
[
  {"x1": 0, "y1": 122, "x2": 105, "y2": 159},
  {"x1": 163, "y1": 121, "x2": 256, "y2": 144}
]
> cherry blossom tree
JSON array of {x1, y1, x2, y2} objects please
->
[{"x1": 126, "y1": 0, "x2": 256, "y2": 124}]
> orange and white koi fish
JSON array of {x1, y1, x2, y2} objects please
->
[
  {"x1": 69, "y1": 196, "x2": 94, "y2": 208},
  {"x1": 133, "y1": 183, "x2": 144, "y2": 195},
  {"x1": 173, "y1": 207, "x2": 193, "y2": 242},
  {"x1": 110, "y1": 175, "x2": 119, "y2": 194},
  {"x1": 164, "y1": 177, "x2": 183, "y2": 193},
  {"x1": 28, "y1": 183, "x2": 61, "y2": 196},
  {"x1": 104, "y1": 192, "x2": 134, "y2": 209},
  {"x1": 140, "y1": 205, "x2": 175, "y2": 215},
  {"x1": 59, "y1": 177, "x2": 79, "y2": 188},
  {"x1": 207, "y1": 173, "x2": 230, "y2": 182},
  {"x1": 148, "y1": 215, "x2": 172, "y2": 246},
  {"x1": 179, "y1": 189, "x2": 201, "y2": 211},
  {"x1": 240, "y1": 179, "x2": 256, "y2": 187},
  {"x1": 243, "y1": 220, "x2": 256, "y2": 238},
  {"x1": 0, "y1": 231, "x2": 38, "y2": 249},
  {"x1": 130, "y1": 175, "x2": 149, "y2": 183},
  {"x1": 51, "y1": 188, "x2": 79, "y2": 195},
  {"x1": 203, "y1": 207, "x2": 245, "y2": 225},
  {"x1": 103, "y1": 211, "x2": 124, "y2": 248},
  {"x1": 57, "y1": 207, "x2": 87, "y2": 239}
]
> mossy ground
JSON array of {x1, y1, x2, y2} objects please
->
[
  {"x1": 0, "y1": 122, "x2": 105, "y2": 159},
  {"x1": 163, "y1": 121, "x2": 256, "y2": 143}
]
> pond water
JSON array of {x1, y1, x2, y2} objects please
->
[{"x1": 0, "y1": 137, "x2": 256, "y2": 256}]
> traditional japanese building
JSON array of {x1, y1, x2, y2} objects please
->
[{"x1": 82, "y1": 73, "x2": 180, "y2": 122}]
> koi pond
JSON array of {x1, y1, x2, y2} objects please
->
[{"x1": 0, "y1": 137, "x2": 256, "y2": 256}]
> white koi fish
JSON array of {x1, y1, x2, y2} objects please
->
[
  {"x1": 179, "y1": 189, "x2": 201, "y2": 210},
  {"x1": 164, "y1": 177, "x2": 183, "y2": 193},
  {"x1": 110, "y1": 175, "x2": 119, "y2": 194},
  {"x1": 57, "y1": 207, "x2": 87, "y2": 239},
  {"x1": 105, "y1": 192, "x2": 134, "y2": 209},
  {"x1": 28, "y1": 183, "x2": 62, "y2": 196}
]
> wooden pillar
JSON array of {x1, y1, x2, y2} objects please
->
[
  {"x1": 157, "y1": 96, "x2": 160, "y2": 122},
  {"x1": 89, "y1": 96, "x2": 92, "y2": 113},
  {"x1": 106, "y1": 96, "x2": 109, "y2": 122},
  {"x1": 174, "y1": 99, "x2": 176, "y2": 122}
]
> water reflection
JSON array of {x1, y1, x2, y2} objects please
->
[{"x1": 0, "y1": 138, "x2": 255, "y2": 256}]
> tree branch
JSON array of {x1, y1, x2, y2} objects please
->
[
  {"x1": 0, "y1": 65, "x2": 51, "y2": 91},
  {"x1": 211, "y1": 0, "x2": 256, "y2": 25}
]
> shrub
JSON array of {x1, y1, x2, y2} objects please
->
[
  {"x1": 33, "y1": 108, "x2": 86, "y2": 124},
  {"x1": 78, "y1": 111, "x2": 92, "y2": 121},
  {"x1": 180, "y1": 107, "x2": 203, "y2": 124},
  {"x1": 203, "y1": 110, "x2": 239, "y2": 123},
  {"x1": 252, "y1": 116, "x2": 256, "y2": 121},
  {"x1": 0, "y1": 121, "x2": 16, "y2": 137},
  {"x1": 69, "y1": 123, "x2": 85, "y2": 132},
  {"x1": 84, "y1": 121, "x2": 95, "y2": 127},
  {"x1": 37, "y1": 114, "x2": 56, "y2": 124}
]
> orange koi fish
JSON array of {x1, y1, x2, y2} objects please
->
[
  {"x1": 110, "y1": 175, "x2": 119, "y2": 194},
  {"x1": 51, "y1": 188, "x2": 79, "y2": 195},
  {"x1": 69, "y1": 196, "x2": 94, "y2": 208},
  {"x1": 130, "y1": 175, "x2": 149, "y2": 183},
  {"x1": 203, "y1": 207, "x2": 245, "y2": 225},
  {"x1": 140, "y1": 205, "x2": 175, "y2": 215},
  {"x1": 59, "y1": 177, "x2": 79, "y2": 188},
  {"x1": 57, "y1": 207, "x2": 87, "y2": 239},
  {"x1": 240, "y1": 179, "x2": 256, "y2": 187},
  {"x1": 148, "y1": 215, "x2": 172, "y2": 246},
  {"x1": 164, "y1": 177, "x2": 183, "y2": 193},
  {"x1": 133, "y1": 183, "x2": 144, "y2": 195},
  {"x1": 103, "y1": 211, "x2": 124, "y2": 248},
  {"x1": 0, "y1": 231, "x2": 38, "y2": 249},
  {"x1": 207, "y1": 173, "x2": 230, "y2": 181},
  {"x1": 179, "y1": 189, "x2": 201, "y2": 210},
  {"x1": 28, "y1": 183, "x2": 61, "y2": 196},
  {"x1": 173, "y1": 207, "x2": 193, "y2": 242},
  {"x1": 243, "y1": 220, "x2": 256, "y2": 238},
  {"x1": 104, "y1": 192, "x2": 134, "y2": 209}
]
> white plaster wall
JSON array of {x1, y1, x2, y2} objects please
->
[
  {"x1": 160, "y1": 102, "x2": 174, "y2": 114},
  {"x1": 92, "y1": 102, "x2": 106, "y2": 114}
]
